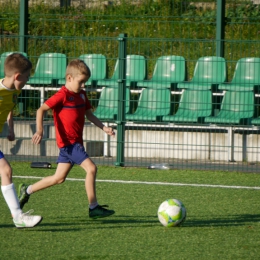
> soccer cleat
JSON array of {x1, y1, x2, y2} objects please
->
[
  {"x1": 89, "y1": 205, "x2": 115, "y2": 219},
  {"x1": 18, "y1": 183, "x2": 30, "y2": 209},
  {"x1": 13, "y1": 210, "x2": 42, "y2": 228}
]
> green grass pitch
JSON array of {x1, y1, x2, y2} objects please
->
[{"x1": 0, "y1": 162, "x2": 260, "y2": 259}]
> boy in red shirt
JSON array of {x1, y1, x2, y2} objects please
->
[{"x1": 18, "y1": 59, "x2": 115, "y2": 219}]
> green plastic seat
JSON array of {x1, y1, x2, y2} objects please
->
[
  {"x1": 0, "y1": 52, "x2": 28, "y2": 78},
  {"x1": 94, "y1": 86, "x2": 130, "y2": 121},
  {"x1": 251, "y1": 117, "x2": 260, "y2": 125},
  {"x1": 58, "y1": 54, "x2": 107, "y2": 86},
  {"x1": 28, "y1": 53, "x2": 67, "y2": 85},
  {"x1": 163, "y1": 89, "x2": 212, "y2": 123},
  {"x1": 97, "y1": 55, "x2": 146, "y2": 88},
  {"x1": 178, "y1": 56, "x2": 227, "y2": 90},
  {"x1": 126, "y1": 88, "x2": 171, "y2": 122},
  {"x1": 137, "y1": 55, "x2": 186, "y2": 89},
  {"x1": 205, "y1": 90, "x2": 254, "y2": 125},
  {"x1": 218, "y1": 57, "x2": 260, "y2": 91}
]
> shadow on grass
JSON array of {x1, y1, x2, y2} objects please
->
[
  {"x1": 184, "y1": 214, "x2": 260, "y2": 227},
  {"x1": 22, "y1": 215, "x2": 159, "y2": 232},
  {"x1": 16, "y1": 214, "x2": 260, "y2": 232},
  {"x1": 0, "y1": 224, "x2": 16, "y2": 228}
]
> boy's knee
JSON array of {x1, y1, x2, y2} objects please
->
[
  {"x1": 0, "y1": 165, "x2": 12, "y2": 179},
  {"x1": 88, "y1": 164, "x2": 97, "y2": 176},
  {"x1": 91, "y1": 164, "x2": 97, "y2": 175},
  {"x1": 51, "y1": 175, "x2": 66, "y2": 185},
  {"x1": 55, "y1": 178, "x2": 66, "y2": 184}
]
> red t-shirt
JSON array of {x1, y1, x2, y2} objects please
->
[{"x1": 45, "y1": 86, "x2": 92, "y2": 148}]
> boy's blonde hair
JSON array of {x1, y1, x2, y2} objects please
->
[
  {"x1": 4, "y1": 53, "x2": 32, "y2": 77},
  {"x1": 65, "y1": 59, "x2": 91, "y2": 79}
]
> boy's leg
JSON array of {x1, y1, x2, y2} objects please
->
[
  {"x1": 0, "y1": 157, "x2": 22, "y2": 218},
  {"x1": 0, "y1": 156, "x2": 42, "y2": 228},
  {"x1": 80, "y1": 158, "x2": 115, "y2": 219},
  {"x1": 80, "y1": 158, "x2": 97, "y2": 204},
  {"x1": 19, "y1": 163, "x2": 72, "y2": 208}
]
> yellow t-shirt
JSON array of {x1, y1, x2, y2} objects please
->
[{"x1": 0, "y1": 79, "x2": 21, "y2": 132}]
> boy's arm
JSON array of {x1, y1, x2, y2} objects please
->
[
  {"x1": 85, "y1": 109, "x2": 115, "y2": 136},
  {"x1": 6, "y1": 110, "x2": 15, "y2": 141},
  {"x1": 32, "y1": 103, "x2": 51, "y2": 144}
]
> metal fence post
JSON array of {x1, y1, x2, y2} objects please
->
[
  {"x1": 60, "y1": 0, "x2": 71, "y2": 8},
  {"x1": 19, "y1": 0, "x2": 29, "y2": 53},
  {"x1": 216, "y1": 0, "x2": 225, "y2": 57},
  {"x1": 115, "y1": 33, "x2": 127, "y2": 166}
]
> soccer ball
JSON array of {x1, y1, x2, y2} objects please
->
[{"x1": 157, "y1": 199, "x2": 186, "y2": 227}]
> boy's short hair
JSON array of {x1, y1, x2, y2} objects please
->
[
  {"x1": 4, "y1": 53, "x2": 32, "y2": 77},
  {"x1": 66, "y1": 59, "x2": 91, "y2": 79}
]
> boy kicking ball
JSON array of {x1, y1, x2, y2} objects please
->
[{"x1": 18, "y1": 59, "x2": 115, "y2": 219}]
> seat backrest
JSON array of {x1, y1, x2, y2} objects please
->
[
  {"x1": 152, "y1": 55, "x2": 185, "y2": 82},
  {"x1": 0, "y1": 52, "x2": 28, "y2": 78},
  {"x1": 126, "y1": 55, "x2": 146, "y2": 81},
  {"x1": 221, "y1": 90, "x2": 254, "y2": 113},
  {"x1": 79, "y1": 54, "x2": 106, "y2": 81},
  {"x1": 137, "y1": 88, "x2": 171, "y2": 111},
  {"x1": 110, "y1": 55, "x2": 146, "y2": 81},
  {"x1": 178, "y1": 89, "x2": 212, "y2": 113},
  {"x1": 231, "y1": 57, "x2": 260, "y2": 85},
  {"x1": 95, "y1": 86, "x2": 130, "y2": 113},
  {"x1": 33, "y1": 53, "x2": 67, "y2": 78},
  {"x1": 192, "y1": 56, "x2": 226, "y2": 84}
]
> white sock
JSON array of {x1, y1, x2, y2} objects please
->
[
  {"x1": 1, "y1": 183, "x2": 22, "y2": 219},
  {"x1": 26, "y1": 185, "x2": 33, "y2": 195},
  {"x1": 89, "y1": 202, "x2": 98, "y2": 209}
]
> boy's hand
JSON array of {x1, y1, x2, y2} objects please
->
[
  {"x1": 7, "y1": 129, "x2": 15, "y2": 141},
  {"x1": 32, "y1": 131, "x2": 43, "y2": 144},
  {"x1": 103, "y1": 126, "x2": 115, "y2": 136}
]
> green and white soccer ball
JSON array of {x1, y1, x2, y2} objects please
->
[{"x1": 157, "y1": 199, "x2": 186, "y2": 227}]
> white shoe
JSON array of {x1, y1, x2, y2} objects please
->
[{"x1": 13, "y1": 210, "x2": 43, "y2": 228}]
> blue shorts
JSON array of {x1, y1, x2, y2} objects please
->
[
  {"x1": 0, "y1": 150, "x2": 4, "y2": 159},
  {"x1": 57, "y1": 143, "x2": 89, "y2": 166}
]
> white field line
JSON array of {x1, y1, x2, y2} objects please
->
[{"x1": 13, "y1": 175, "x2": 260, "y2": 190}]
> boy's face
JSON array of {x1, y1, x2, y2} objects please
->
[
  {"x1": 67, "y1": 74, "x2": 89, "y2": 93},
  {"x1": 14, "y1": 69, "x2": 31, "y2": 90}
]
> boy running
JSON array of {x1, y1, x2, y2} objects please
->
[
  {"x1": 18, "y1": 59, "x2": 115, "y2": 219},
  {"x1": 0, "y1": 53, "x2": 42, "y2": 228}
]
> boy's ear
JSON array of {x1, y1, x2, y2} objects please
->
[
  {"x1": 14, "y1": 73, "x2": 22, "y2": 81},
  {"x1": 66, "y1": 74, "x2": 73, "y2": 82}
]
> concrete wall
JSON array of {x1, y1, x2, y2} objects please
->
[{"x1": 1, "y1": 121, "x2": 260, "y2": 163}]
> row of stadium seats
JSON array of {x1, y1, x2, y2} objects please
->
[
  {"x1": 1, "y1": 52, "x2": 260, "y2": 126},
  {"x1": 1, "y1": 52, "x2": 260, "y2": 90},
  {"x1": 90, "y1": 55, "x2": 260, "y2": 125},
  {"x1": 94, "y1": 85, "x2": 260, "y2": 126}
]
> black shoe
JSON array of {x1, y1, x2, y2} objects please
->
[
  {"x1": 89, "y1": 205, "x2": 115, "y2": 219},
  {"x1": 18, "y1": 183, "x2": 30, "y2": 209}
]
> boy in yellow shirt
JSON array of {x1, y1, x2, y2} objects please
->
[{"x1": 0, "y1": 53, "x2": 42, "y2": 228}]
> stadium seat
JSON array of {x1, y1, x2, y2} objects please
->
[
  {"x1": 97, "y1": 54, "x2": 146, "y2": 88},
  {"x1": 125, "y1": 88, "x2": 171, "y2": 122},
  {"x1": 163, "y1": 88, "x2": 212, "y2": 123},
  {"x1": 93, "y1": 86, "x2": 130, "y2": 121},
  {"x1": 178, "y1": 56, "x2": 227, "y2": 90},
  {"x1": 58, "y1": 54, "x2": 107, "y2": 86},
  {"x1": 137, "y1": 55, "x2": 186, "y2": 89},
  {"x1": 251, "y1": 117, "x2": 260, "y2": 125},
  {"x1": 28, "y1": 53, "x2": 67, "y2": 85},
  {"x1": 204, "y1": 87, "x2": 254, "y2": 125},
  {"x1": 0, "y1": 52, "x2": 28, "y2": 78},
  {"x1": 218, "y1": 57, "x2": 260, "y2": 91}
]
